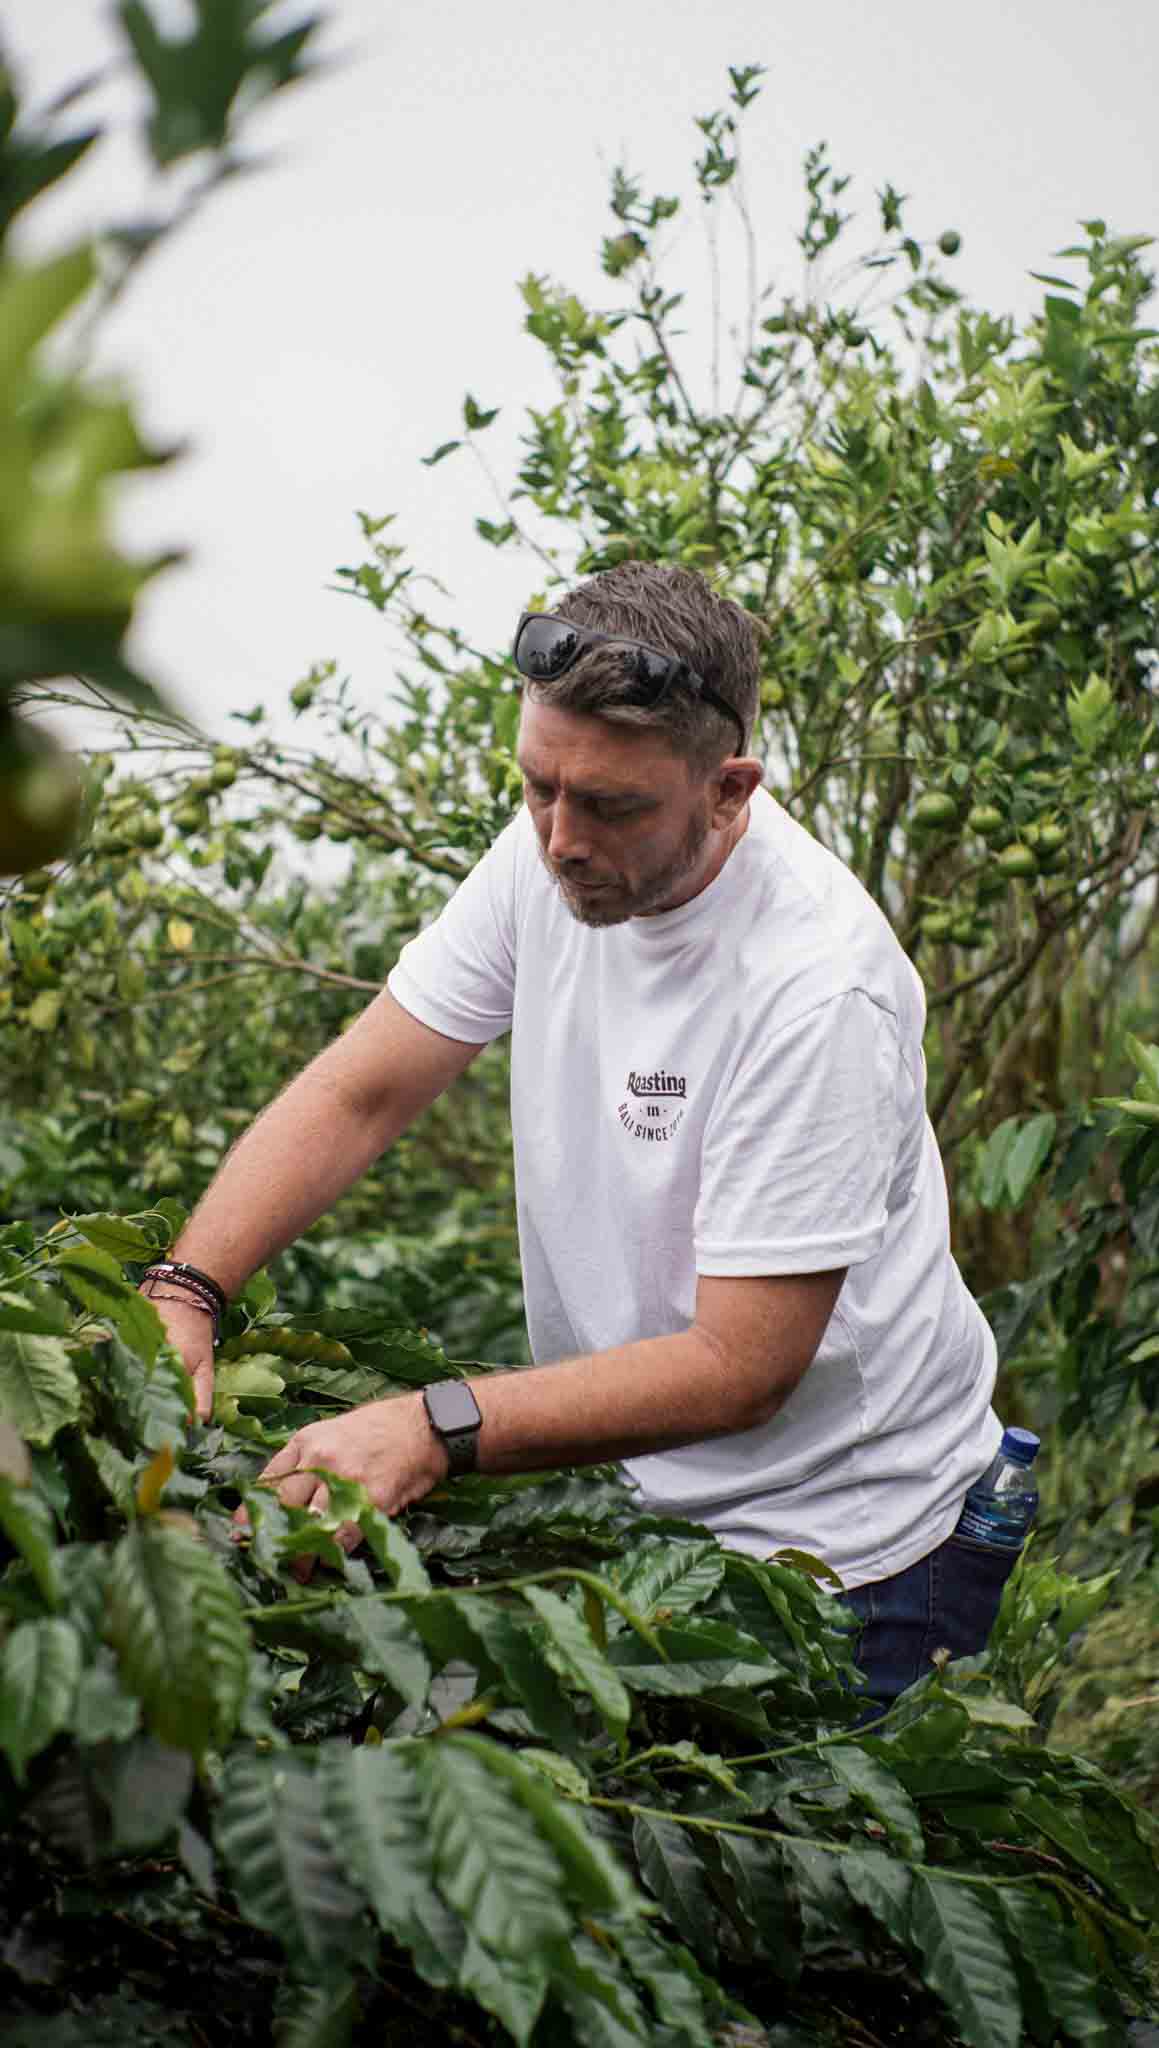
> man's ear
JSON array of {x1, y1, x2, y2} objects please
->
[{"x1": 712, "y1": 757, "x2": 763, "y2": 825}]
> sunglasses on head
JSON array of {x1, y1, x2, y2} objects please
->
[{"x1": 512, "y1": 610, "x2": 746, "y2": 757}]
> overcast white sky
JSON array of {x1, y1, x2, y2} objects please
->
[{"x1": 9, "y1": 0, "x2": 1158, "y2": 739}]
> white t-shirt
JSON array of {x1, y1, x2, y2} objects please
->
[{"x1": 387, "y1": 788, "x2": 1000, "y2": 1588}]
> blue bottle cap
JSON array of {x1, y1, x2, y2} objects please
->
[{"x1": 1000, "y1": 1426, "x2": 1040, "y2": 1467}]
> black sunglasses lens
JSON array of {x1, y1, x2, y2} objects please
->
[
  {"x1": 516, "y1": 616, "x2": 580, "y2": 680},
  {"x1": 621, "y1": 647, "x2": 671, "y2": 697}
]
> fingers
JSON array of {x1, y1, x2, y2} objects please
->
[{"x1": 191, "y1": 1358, "x2": 214, "y2": 1424}]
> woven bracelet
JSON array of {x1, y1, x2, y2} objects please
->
[
  {"x1": 142, "y1": 1260, "x2": 228, "y2": 1318},
  {"x1": 141, "y1": 1269, "x2": 223, "y2": 1344}
]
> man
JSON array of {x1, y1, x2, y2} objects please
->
[{"x1": 145, "y1": 562, "x2": 1008, "y2": 1704}]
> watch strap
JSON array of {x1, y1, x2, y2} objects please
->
[
  {"x1": 439, "y1": 1425, "x2": 480, "y2": 1476},
  {"x1": 422, "y1": 1385, "x2": 482, "y2": 1475}
]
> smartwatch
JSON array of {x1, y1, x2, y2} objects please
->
[{"x1": 422, "y1": 1380, "x2": 483, "y2": 1476}]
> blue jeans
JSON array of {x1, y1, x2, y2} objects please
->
[{"x1": 840, "y1": 1526, "x2": 1020, "y2": 1707}]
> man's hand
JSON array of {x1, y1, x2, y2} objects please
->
[
  {"x1": 147, "y1": 1294, "x2": 217, "y2": 1423},
  {"x1": 235, "y1": 1394, "x2": 450, "y2": 1573}
]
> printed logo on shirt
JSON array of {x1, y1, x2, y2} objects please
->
[{"x1": 618, "y1": 1067, "x2": 688, "y2": 1144}]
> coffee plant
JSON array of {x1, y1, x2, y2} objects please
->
[{"x1": 0, "y1": 1211, "x2": 1156, "y2": 2046}]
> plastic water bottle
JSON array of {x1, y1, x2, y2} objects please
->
[{"x1": 955, "y1": 1427, "x2": 1041, "y2": 1551}]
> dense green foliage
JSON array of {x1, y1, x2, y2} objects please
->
[
  {"x1": 0, "y1": 1210, "x2": 1157, "y2": 2046},
  {"x1": 2, "y1": 31, "x2": 1159, "y2": 2046}
]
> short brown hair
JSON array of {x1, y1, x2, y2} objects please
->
[{"x1": 523, "y1": 562, "x2": 761, "y2": 775}]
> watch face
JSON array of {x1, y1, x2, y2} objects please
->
[{"x1": 425, "y1": 1380, "x2": 481, "y2": 1434}]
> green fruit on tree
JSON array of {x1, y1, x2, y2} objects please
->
[
  {"x1": 112, "y1": 1090, "x2": 154, "y2": 1121},
  {"x1": 1035, "y1": 823, "x2": 1067, "y2": 855},
  {"x1": 921, "y1": 911, "x2": 955, "y2": 941},
  {"x1": 976, "y1": 869, "x2": 1009, "y2": 902},
  {"x1": 293, "y1": 817, "x2": 324, "y2": 842},
  {"x1": 910, "y1": 791, "x2": 959, "y2": 831},
  {"x1": 998, "y1": 843, "x2": 1038, "y2": 879},
  {"x1": 172, "y1": 804, "x2": 206, "y2": 836},
  {"x1": 938, "y1": 230, "x2": 961, "y2": 256},
  {"x1": 950, "y1": 918, "x2": 983, "y2": 946},
  {"x1": 967, "y1": 803, "x2": 1005, "y2": 840},
  {"x1": 152, "y1": 1160, "x2": 183, "y2": 1192}
]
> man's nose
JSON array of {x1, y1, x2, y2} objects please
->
[{"x1": 546, "y1": 797, "x2": 590, "y2": 866}]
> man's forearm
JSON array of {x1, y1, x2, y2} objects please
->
[
  {"x1": 172, "y1": 1060, "x2": 404, "y2": 1296},
  {"x1": 465, "y1": 1326, "x2": 790, "y2": 1474}
]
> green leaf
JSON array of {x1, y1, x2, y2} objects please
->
[
  {"x1": 463, "y1": 393, "x2": 499, "y2": 430},
  {"x1": 274, "y1": 1974, "x2": 359, "y2": 2048},
  {"x1": 341, "y1": 1600, "x2": 430, "y2": 1708},
  {"x1": 1016, "y1": 1792, "x2": 1153, "y2": 1921},
  {"x1": 996, "y1": 1885, "x2": 1115, "y2": 2046},
  {"x1": 252, "y1": 1597, "x2": 430, "y2": 1712},
  {"x1": 608, "y1": 1615, "x2": 785, "y2": 1696},
  {"x1": 827, "y1": 1745, "x2": 924, "y2": 1859},
  {"x1": 783, "y1": 1838, "x2": 864, "y2": 1957},
  {"x1": 1004, "y1": 1112, "x2": 1057, "y2": 1206},
  {"x1": 610, "y1": 1920, "x2": 718, "y2": 2042},
  {"x1": 552, "y1": 1937, "x2": 653, "y2": 2046},
  {"x1": 614, "y1": 1537, "x2": 724, "y2": 1620},
  {"x1": 101, "y1": 1333, "x2": 194, "y2": 1449},
  {"x1": 102, "y1": 1733, "x2": 193, "y2": 1853},
  {"x1": 296, "y1": 1468, "x2": 430, "y2": 1594},
  {"x1": 717, "y1": 1833, "x2": 800, "y2": 1978},
  {"x1": 842, "y1": 1847, "x2": 914, "y2": 1949},
  {"x1": 521, "y1": 1749, "x2": 591, "y2": 1802},
  {"x1": 1124, "y1": 1033, "x2": 1159, "y2": 1102},
  {"x1": 54, "y1": 1247, "x2": 163, "y2": 1362},
  {"x1": 955, "y1": 1693, "x2": 1037, "y2": 1731},
  {"x1": 214, "y1": 1359, "x2": 286, "y2": 1405},
  {"x1": 0, "y1": 1330, "x2": 81, "y2": 1443},
  {"x1": 768, "y1": 1545, "x2": 846, "y2": 1590},
  {"x1": 976, "y1": 1116, "x2": 1021, "y2": 1210},
  {"x1": 452, "y1": 1730, "x2": 641, "y2": 1917},
  {"x1": 72, "y1": 1647, "x2": 141, "y2": 1746},
  {"x1": 632, "y1": 1812, "x2": 716, "y2": 1960},
  {"x1": 442, "y1": 1593, "x2": 583, "y2": 1752},
  {"x1": 0, "y1": 1615, "x2": 82, "y2": 1779},
  {"x1": 910, "y1": 1871, "x2": 1022, "y2": 2048},
  {"x1": 0, "y1": 1473, "x2": 61, "y2": 1605},
  {"x1": 67, "y1": 1212, "x2": 163, "y2": 1260},
  {"x1": 522, "y1": 1583, "x2": 631, "y2": 1742},
  {"x1": 1066, "y1": 674, "x2": 1114, "y2": 755},
  {"x1": 217, "y1": 1750, "x2": 365, "y2": 1971},
  {"x1": 318, "y1": 1742, "x2": 465, "y2": 1990},
  {"x1": 0, "y1": 1287, "x2": 71, "y2": 1335},
  {"x1": 0, "y1": 243, "x2": 94, "y2": 387},
  {"x1": 421, "y1": 439, "x2": 462, "y2": 466},
  {"x1": 419, "y1": 1735, "x2": 573, "y2": 1961},
  {"x1": 457, "y1": 1935, "x2": 549, "y2": 2046},
  {"x1": 82, "y1": 1429, "x2": 137, "y2": 1511},
  {"x1": 104, "y1": 1520, "x2": 249, "y2": 1757}
]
